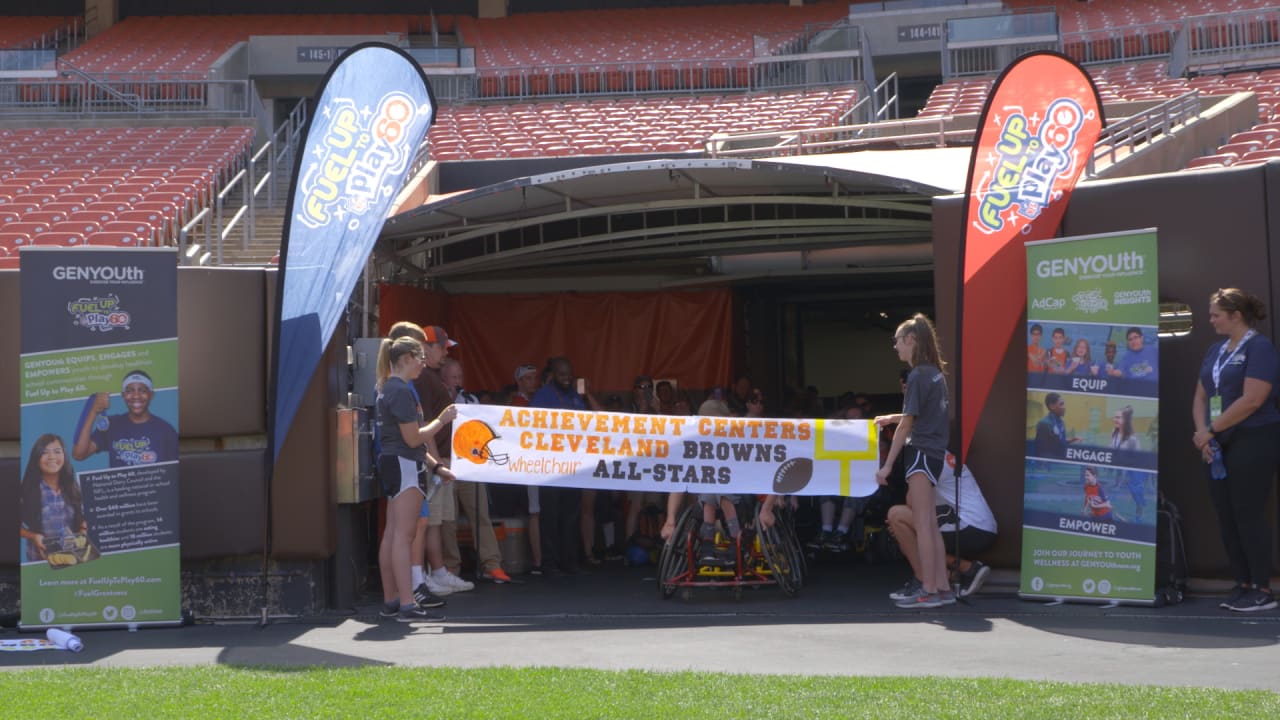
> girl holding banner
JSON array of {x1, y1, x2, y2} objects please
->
[
  {"x1": 1192, "y1": 288, "x2": 1280, "y2": 613},
  {"x1": 876, "y1": 314, "x2": 953, "y2": 609},
  {"x1": 376, "y1": 336, "x2": 457, "y2": 623}
]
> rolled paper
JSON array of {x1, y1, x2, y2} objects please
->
[{"x1": 46, "y1": 628, "x2": 83, "y2": 653}]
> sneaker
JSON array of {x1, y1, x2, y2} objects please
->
[
  {"x1": 698, "y1": 540, "x2": 720, "y2": 566},
  {"x1": 959, "y1": 561, "x2": 991, "y2": 598},
  {"x1": 1220, "y1": 584, "x2": 1249, "y2": 610},
  {"x1": 938, "y1": 590, "x2": 957, "y2": 605},
  {"x1": 378, "y1": 603, "x2": 399, "y2": 619},
  {"x1": 440, "y1": 572, "x2": 475, "y2": 593},
  {"x1": 806, "y1": 531, "x2": 831, "y2": 550},
  {"x1": 397, "y1": 605, "x2": 445, "y2": 623},
  {"x1": 413, "y1": 583, "x2": 447, "y2": 608},
  {"x1": 889, "y1": 577, "x2": 923, "y2": 601},
  {"x1": 423, "y1": 574, "x2": 455, "y2": 597},
  {"x1": 528, "y1": 564, "x2": 543, "y2": 576},
  {"x1": 481, "y1": 567, "x2": 512, "y2": 584},
  {"x1": 896, "y1": 591, "x2": 945, "y2": 609},
  {"x1": 1227, "y1": 588, "x2": 1278, "y2": 612},
  {"x1": 822, "y1": 532, "x2": 849, "y2": 553}
]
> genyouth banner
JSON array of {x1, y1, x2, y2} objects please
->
[
  {"x1": 957, "y1": 51, "x2": 1105, "y2": 461},
  {"x1": 451, "y1": 405, "x2": 881, "y2": 497},
  {"x1": 271, "y1": 43, "x2": 436, "y2": 463},
  {"x1": 1020, "y1": 229, "x2": 1159, "y2": 605},
  {"x1": 19, "y1": 247, "x2": 181, "y2": 629}
]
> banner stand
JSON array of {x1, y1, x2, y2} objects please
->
[{"x1": 1019, "y1": 229, "x2": 1161, "y2": 607}]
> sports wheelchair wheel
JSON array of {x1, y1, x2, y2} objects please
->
[
  {"x1": 757, "y1": 505, "x2": 800, "y2": 596},
  {"x1": 657, "y1": 503, "x2": 698, "y2": 599},
  {"x1": 775, "y1": 503, "x2": 807, "y2": 590}
]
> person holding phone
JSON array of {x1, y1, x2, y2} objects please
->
[{"x1": 530, "y1": 356, "x2": 601, "y2": 574}]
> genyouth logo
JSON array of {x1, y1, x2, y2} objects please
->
[
  {"x1": 52, "y1": 265, "x2": 145, "y2": 284},
  {"x1": 297, "y1": 91, "x2": 430, "y2": 231},
  {"x1": 1036, "y1": 252, "x2": 1145, "y2": 278},
  {"x1": 975, "y1": 98, "x2": 1090, "y2": 234},
  {"x1": 67, "y1": 294, "x2": 132, "y2": 332}
]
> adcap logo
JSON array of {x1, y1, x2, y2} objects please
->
[{"x1": 1031, "y1": 296, "x2": 1066, "y2": 311}]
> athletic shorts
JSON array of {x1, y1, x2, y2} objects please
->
[
  {"x1": 427, "y1": 476, "x2": 456, "y2": 526},
  {"x1": 939, "y1": 527, "x2": 996, "y2": 556},
  {"x1": 527, "y1": 486, "x2": 540, "y2": 514},
  {"x1": 697, "y1": 493, "x2": 742, "y2": 506},
  {"x1": 903, "y1": 447, "x2": 944, "y2": 487},
  {"x1": 379, "y1": 455, "x2": 427, "y2": 499}
]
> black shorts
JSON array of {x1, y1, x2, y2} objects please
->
[
  {"x1": 378, "y1": 455, "x2": 428, "y2": 498},
  {"x1": 939, "y1": 527, "x2": 996, "y2": 556},
  {"x1": 903, "y1": 447, "x2": 944, "y2": 486}
]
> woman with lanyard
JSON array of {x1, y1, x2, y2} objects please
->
[{"x1": 1192, "y1": 288, "x2": 1280, "y2": 613}]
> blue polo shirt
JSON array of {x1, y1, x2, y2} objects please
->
[{"x1": 1199, "y1": 333, "x2": 1280, "y2": 431}]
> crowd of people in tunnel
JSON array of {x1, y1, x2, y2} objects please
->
[{"x1": 370, "y1": 316, "x2": 998, "y2": 622}]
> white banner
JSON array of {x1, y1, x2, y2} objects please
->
[{"x1": 450, "y1": 405, "x2": 881, "y2": 497}]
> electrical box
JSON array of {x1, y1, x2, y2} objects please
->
[
  {"x1": 350, "y1": 337, "x2": 384, "y2": 408},
  {"x1": 334, "y1": 407, "x2": 377, "y2": 504}
]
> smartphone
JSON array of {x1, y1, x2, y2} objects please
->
[{"x1": 576, "y1": 378, "x2": 586, "y2": 395}]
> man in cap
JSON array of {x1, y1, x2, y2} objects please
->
[{"x1": 411, "y1": 326, "x2": 475, "y2": 597}]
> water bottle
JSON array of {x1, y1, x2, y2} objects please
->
[
  {"x1": 1209, "y1": 440, "x2": 1227, "y2": 480},
  {"x1": 46, "y1": 628, "x2": 83, "y2": 652}
]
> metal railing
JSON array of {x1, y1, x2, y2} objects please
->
[
  {"x1": 1062, "y1": 22, "x2": 1179, "y2": 66},
  {"x1": 707, "y1": 114, "x2": 971, "y2": 158},
  {"x1": 1086, "y1": 90, "x2": 1202, "y2": 176},
  {"x1": 0, "y1": 74, "x2": 251, "y2": 116}
]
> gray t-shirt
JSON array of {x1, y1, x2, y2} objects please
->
[
  {"x1": 377, "y1": 376, "x2": 425, "y2": 462},
  {"x1": 903, "y1": 363, "x2": 948, "y2": 459}
]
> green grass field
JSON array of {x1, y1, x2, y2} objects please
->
[{"x1": 1, "y1": 666, "x2": 1277, "y2": 719}]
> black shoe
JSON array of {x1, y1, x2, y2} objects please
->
[
  {"x1": 413, "y1": 583, "x2": 447, "y2": 609},
  {"x1": 1220, "y1": 584, "x2": 1249, "y2": 609},
  {"x1": 378, "y1": 603, "x2": 399, "y2": 619},
  {"x1": 958, "y1": 561, "x2": 991, "y2": 598},
  {"x1": 1227, "y1": 588, "x2": 1278, "y2": 612},
  {"x1": 528, "y1": 564, "x2": 544, "y2": 576},
  {"x1": 397, "y1": 606, "x2": 445, "y2": 623},
  {"x1": 823, "y1": 531, "x2": 849, "y2": 553}
]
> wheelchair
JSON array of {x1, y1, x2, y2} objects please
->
[{"x1": 657, "y1": 495, "x2": 805, "y2": 600}]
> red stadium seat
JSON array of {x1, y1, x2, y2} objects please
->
[
  {"x1": 32, "y1": 232, "x2": 85, "y2": 247},
  {"x1": 85, "y1": 232, "x2": 145, "y2": 247}
]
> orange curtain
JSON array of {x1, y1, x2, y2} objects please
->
[{"x1": 377, "y1": 285, "x2": 734, "y2": 394}]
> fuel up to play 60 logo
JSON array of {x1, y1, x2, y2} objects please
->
[
  {"x1": 297, "y1": 91, "x2": 431, "y2": 231},
  {"x1": 974, "y1": 98, "x2": 1091, "y2": 235}
]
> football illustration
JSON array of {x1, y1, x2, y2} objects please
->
[{"x1": 772, "y1": 457, "x2": 813, "y2": 494}]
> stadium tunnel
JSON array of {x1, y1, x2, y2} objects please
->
[{"x1": 375, "y1": 150, "x2": 972, "y2": 406}]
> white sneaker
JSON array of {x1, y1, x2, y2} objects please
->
[
  {"x1": 424, "y1": 574, "x2": 455, "y2": 597},
  {"x1": 442, "y1": 572, "x2": 475, "y2": 592}
]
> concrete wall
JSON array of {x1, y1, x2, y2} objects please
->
[{"x1": 247, "y1": 35, "x2": 408, "y2": 77}]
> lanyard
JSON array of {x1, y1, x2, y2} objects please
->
[{"x1": 1212, "y1": 329, "x2": 1255, "y2": 392}]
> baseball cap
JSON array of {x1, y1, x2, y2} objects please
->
[
  {"x1": 423, "y1": 325, "x2": 458, "y2": 348},
  {"x1": 515, "y1": 364, "x2": 537, "y2": 382}
]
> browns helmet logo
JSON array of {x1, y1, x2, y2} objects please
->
[{"x1": 453, "y1": 419, "x2": 509, "y2": 465}]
